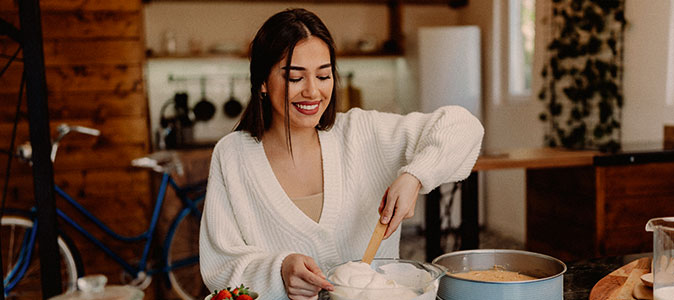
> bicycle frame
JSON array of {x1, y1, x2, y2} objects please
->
[{"x1": 6, "y1": 172, "x2": 205, "y2": 290}]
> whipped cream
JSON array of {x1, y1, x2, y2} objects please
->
[{"x1": 328, "y1": 261, "x2": 419, "y2": 300}]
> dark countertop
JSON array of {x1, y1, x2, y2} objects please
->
[
  {"x1": 564, "y1": 253, "x2": 651, "y2": 300},
  {"x1": 594, "y1": 142, "x2": 674, "y2": 165}
]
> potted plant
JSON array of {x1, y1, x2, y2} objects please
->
[{"x1": 538, "y1": 0, "x2": 627, "y2": 152}]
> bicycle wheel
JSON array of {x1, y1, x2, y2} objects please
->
[
  {"x1": 165, "y1": 199, "x2": 208, "y2": 300},
  {"x1": 1, "y1": 214, "x2": 80, "y2": 299}
]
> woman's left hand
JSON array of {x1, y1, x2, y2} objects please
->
[{"x1": 378, "y1": 172, "x2": 421, "y2": 239}]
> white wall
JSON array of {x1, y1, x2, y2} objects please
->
[{"x1": 622, "y1": 0, "x2": 674, "y2": 143}]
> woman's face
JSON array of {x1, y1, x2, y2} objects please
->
[{"x1": 263, "y1": 35, "x2": 333, "y2": 131}]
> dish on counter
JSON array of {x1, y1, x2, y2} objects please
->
[{"x1": 325, "y1": 258, "x2": 446, "y2": 300}]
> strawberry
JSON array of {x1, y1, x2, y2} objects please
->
[
  {"x1": 213, "y1": 289, "x2": 232, "y2": 300},
  {"x1": 232, "y1": 284, "x2": 249, "y2": 296},
  {"x1": 235, "y1": 295, "x2": 253, "y2": 300}
]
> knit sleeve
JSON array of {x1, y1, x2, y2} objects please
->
[
  {"x1": 342, "y1": 106, "x2": 483, "y2": 194},
  {"x1": 199, "y1": 144, "x2": 293, "y2": 299}
]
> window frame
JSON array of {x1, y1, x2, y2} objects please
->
[{"x1": 501, "y1": 0, "x2": 537, "y2": 104}]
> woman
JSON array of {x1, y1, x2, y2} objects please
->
[{"x1": 199, "y1": 8, "x2": 483, "y2": 300}]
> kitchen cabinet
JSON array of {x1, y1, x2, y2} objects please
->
[
  {"x1": 443, "y1": 147, "x2": 674, "y2": 263},
  {"x1": 527, "y1": 152, "x2": 674, "y2": 261}
]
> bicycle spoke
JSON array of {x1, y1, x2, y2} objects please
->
[
  {"x1": 2, "y1": 215, "x2": 79, "y2": 299},
  {"x1": 6, "y1": 224, "x2": 16, "y2": 276},
  {"x1": 167, "y1": 199, "x2": 208, "y2": 300}
]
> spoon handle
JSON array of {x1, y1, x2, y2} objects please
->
[{"x1": 362, "y1": 221, "x2": 388, "y2": 264}]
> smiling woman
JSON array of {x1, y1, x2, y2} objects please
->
[
  {"x1": 199, "y1": 8, "x2": 484, "y2": 300},
  {"x1": 263, "y1": 36, "x2": 334, "y2": 137}
]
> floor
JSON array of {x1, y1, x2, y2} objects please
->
[{"x1": 399, "y1": 227, "x2": 525, "y2": 262}]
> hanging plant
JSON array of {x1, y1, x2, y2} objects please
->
[{"x1": 538, "y1": 0, "x2": 626, "y2": 152}]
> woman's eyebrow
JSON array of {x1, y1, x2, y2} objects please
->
[{"x1": 281, "y1": 63, "x2": 332, "y2": 71}]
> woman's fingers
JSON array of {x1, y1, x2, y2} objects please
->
[
  {"x1": 381, "y1": 173, "x2": 421, "y2": 239},
  {"x1": 288, "y1": 295, "x2": 318, "y2": 300},
  {"x1": 282, "y1": 253, "x2": 333, "y2": 299},
  {"x1": 287, "y1": 270, "x2": 327, "y2": 298},
  {"x1": 379, "y1": 187, "x2": 393, "y2": 224},
  {"x1": 304, "y1": 259, "x2": 333, "y2": 290},
  {"x1": 378, "y1": 187, "x2": 389, "y2": 215}
]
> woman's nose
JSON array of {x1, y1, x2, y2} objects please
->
[{"x1": 302, "y1": 77, "x2": 320, "y2": 98}]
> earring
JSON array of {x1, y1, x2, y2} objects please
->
[{"x1": 261, "y1": 92, "x2": 268, "y2": 99}]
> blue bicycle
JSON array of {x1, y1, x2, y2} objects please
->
[{"x1": 1, "y1": 124, "x2": 208, "y2": 299}]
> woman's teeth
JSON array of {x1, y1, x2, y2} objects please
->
[{"x1": 295, "y1": 103, "x2": 318, "y2": 110}]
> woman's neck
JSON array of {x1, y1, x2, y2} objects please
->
[{"x1": 263, "y1": 123, "x2": 318, "y2": 154}]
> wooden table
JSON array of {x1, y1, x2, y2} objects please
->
[{"x1": 425, "y1": 146, "x2": 674, "y2": 262}]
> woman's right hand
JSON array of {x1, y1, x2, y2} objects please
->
[{"x1": 281, "y1": 253, "x2": 334, "y2": 300}]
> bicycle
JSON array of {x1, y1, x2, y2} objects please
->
[{"x1": 1, "y1": 124, "x2": 209, "y2": 299}]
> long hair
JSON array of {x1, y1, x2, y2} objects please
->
[{"x1": 235, "y1": 8, "x2": 339, "y2": 148}]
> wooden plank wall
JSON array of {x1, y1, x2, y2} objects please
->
[{"x1": 0, "y1": 0, "x2": 157, "y2": 296}]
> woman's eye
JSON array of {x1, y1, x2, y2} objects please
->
[
  {"x1": 288, "y1": 77, "x2": 302, "y2": 83},
  {"x1": 317, "y1": 75, "x2": 331, "y2": 80}
]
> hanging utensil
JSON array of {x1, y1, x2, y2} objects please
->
[
  {"x1": 223, "y1": 77, "x2": 243, "y2": 118},
  {"x1": 193, "y1": 76, "x2": 216, "y2": 122}
]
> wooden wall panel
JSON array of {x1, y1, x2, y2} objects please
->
[
  {"x1": 0, "y1": 12, "x2": 142, "y2": 38},
  {"x1": 1, "y1": 12, "x2": 141, "y2": 38},
  {"x1": 0, "y1": 0, "x2": 141, "y2": 12},
  {"x1": 0, "y1": 91, "x2": 147, "y2": 120},
  {"x1": 40, "y1": 40, "x2": 145, "y2": 65},
  {"x1": 0, "y1": 0, "x2": 159, "y2": 297},
  {"x1": 0, "y1": 118, "x2": 148, "y2": 153},
  {"x1": 0, "y1": 65, "x2": 144, "y2": 93}
]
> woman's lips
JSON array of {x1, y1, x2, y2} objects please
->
[{"x1": 293, "y1": 101, "x2": 321, "y2": 115}]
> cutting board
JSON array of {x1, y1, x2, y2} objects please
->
[{"x1": 589, "y1": 257, "x2": 652, "y2": 300}]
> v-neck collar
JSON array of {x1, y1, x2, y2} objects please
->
[{"x1": 243, "y1": 130, "x2": 343, "y2": 234}]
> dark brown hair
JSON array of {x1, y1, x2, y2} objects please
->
[{"x1": 235, "y1": 8, "x2": 339, "y2": 147}]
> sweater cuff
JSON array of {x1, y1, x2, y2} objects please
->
[
  {"x1": 397, "y1": 167, "x2": 434, "y2": 194},
  {"x1": 272, "y1": 251, "x2": 296, "y2": 298}
]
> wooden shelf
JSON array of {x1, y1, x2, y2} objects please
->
[
  {"x1": 144, "y1": 0, "x2": 457, "y2": 5},
  {"x1": 146, "y1": 51, "x2": 404, "y2": 60}
]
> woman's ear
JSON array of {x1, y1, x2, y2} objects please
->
[{"x1": 261, "y1": 82, "x2": 268, "y2": 94}]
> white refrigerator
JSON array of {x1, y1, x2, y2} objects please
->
[{"x1": 418, "y1": 26, "x2": 481, "y2": 119}]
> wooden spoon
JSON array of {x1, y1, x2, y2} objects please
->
[{"x1": 362, "y1": 221, "x2": 388, "y2": 264}]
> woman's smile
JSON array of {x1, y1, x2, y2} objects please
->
[{"x1": 293, "y1": 101, "x2": 322, "y2": 115}]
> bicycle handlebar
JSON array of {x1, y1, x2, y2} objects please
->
[{"x1": 16, "y1": 123, "x2": 100, "y2": 163}]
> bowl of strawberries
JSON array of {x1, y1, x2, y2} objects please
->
[{"x1": 205, "y1": 284, "x2": 258, "y2": 300}]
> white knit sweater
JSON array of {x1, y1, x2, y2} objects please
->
[{"x1": 199, "y1": 106, "x2": 483, "y2": 299}]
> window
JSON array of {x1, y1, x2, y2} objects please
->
[{"x1": 508, "y1": 0, "x2": 536, "y2": 97}]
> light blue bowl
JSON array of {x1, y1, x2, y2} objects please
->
[{"x1": 432, "y1": 249, "x2": 566, "y2": 300}]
